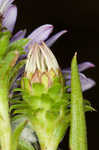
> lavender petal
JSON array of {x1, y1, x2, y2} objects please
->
[
  {"x1": 24, "y1": 24, "x2": 53, "y2": 52},
  {"x1": 63, "y1": 62, "x2": 95, "y2": 73},
  {"x1": 80, "y1": 77, "x2": 95, "y2": 92},
  {"x1": 66, "y1": 73, "x2": 96, "y2": 92},
  {"x1": 0, "y1": 0, "x2": 14, "y2": 13},
  {"x1": 78, "y1": 62, "x2": 95, "y2": 72},
  {"x1": 11, "y1": 30, "x2": 26, "y2": 42},
  {"x1": 0, "y1": 0, "x2": 3, "y2": 7},
  {"x1": 46, "y1": 30, "x2": 67, "y2": 47},
  {"x1": 28, "y1": 24, "x2": 53, "y2": 40},
  {"x1": 2, "y1": 5, "x2": 17, "y2": 32}
]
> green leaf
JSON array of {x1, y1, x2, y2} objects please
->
[
  {"x1": 0, "y1": 33, "x2": 9, "y2": 58},
  {"x1": 69, "y1": 53, "x2": 88, "y2": 150},
  {"x1": 8, "y1": 39, "x2": 29, "y2": 52},
  {"x1": 12, "y1": 120, "x2": 28, "y2": 150},
  {"x1": 17, "y1": 139, "x2": 35, "y2": 150},
  {"x1": 0, "y1": 31, "x2": 11, "y2": 39},
  {"x1": 84, "y1": 99, "x2": 96, "y2": 112},
  {"x1": 0, "y1": 51, "x2": 19, "y2": 84}
]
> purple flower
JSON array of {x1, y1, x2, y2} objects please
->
[
  {"x1": 10, "y1": 24, "x2": 67, "y2": 61},
  {"x1": 0, "y1": 0, "x2": 17, "y2": 32},
  {"x1": 10, "y1": 24, "x2": 67, "y2": 91},
  {"x1": 9, "y1": 23, "x2": 96, "y2": 94},
  {"x1": 62, "y1": 62, "x2": 96, "y2": 92},
  {"x1": 11, "y1": 24, "x2": 67, "y2": 49},
  {"x1": 0, "y1": 1, "x2": 95, "y2": 93},
  {"x1": 10, "y1": 24, "x2": 96, "y2": 93}
]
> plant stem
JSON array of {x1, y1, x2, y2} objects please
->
[
  {"x1": 32, "y1": 118, "x2": 69, "y2": 150},
  {"x1": 0, "y1": 119, "x2": 12, "y2": 150},
  {"x1": 0, "y1": 84, "x2": 12, "y2": 150},
  {"x1": 38, "y1": 137, "x2": 58, "y2": 150}
]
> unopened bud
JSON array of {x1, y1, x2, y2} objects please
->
[{"x1": 24, "y1": 42, "x2": 63, "y2": 89}]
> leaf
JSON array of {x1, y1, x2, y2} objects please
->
[
  {"x1": 0, "y1": 33, "x2": 9, "y2": 58},
  {"x1": 0, "y1": 51, "x2": 19, "y2": 83},
  {"x1": 83, "y1": 99, "x2": 96, "y2": 112},
  {"x1": 69, "y1": 53, "x2": 88, "y2": 150},
  {"x1": 12, "y1": 120, "x2": 28, "y2": 150},
  {"x1": 8, "y1": 38, "x2": 29, "y2": 52},
  {"x1": 17, "y1": 139, "x2": 35, "y2": 150}
]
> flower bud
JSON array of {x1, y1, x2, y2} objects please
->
[
  {"x1": 21, "y1": 42, "x2": 69, "y2": 150},
  {"x1": 24, "y1": 42, "x2": 63, "y2": 90}
]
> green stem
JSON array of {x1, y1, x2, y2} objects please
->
[
  {"x1": 40, "y1": 143, "x2": 57, "y2": 150},
  {"x1": 37, "y1": 133, "x2": 59, "y2": 150},
  {"x1": 0, "y1": 85, "x2": 12, "y2": 150},
  {"x1": 31, "y1": 115, "x2": 70, "y2": 150}
]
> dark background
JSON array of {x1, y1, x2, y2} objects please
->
[{"x1": 14, "y1": 0, "x2": 98, "y2": 149}]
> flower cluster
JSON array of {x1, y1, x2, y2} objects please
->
[
  {"x1": 0, "y1": 1, "x2": 96, "y2": 150},
  {"x1": 0, "y1": 0, "x2": 95, "y2": 92}
]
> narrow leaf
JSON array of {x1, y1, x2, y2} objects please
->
[
  {"x1": 0, "y1": 34, "x2": 9, "y2": 58},
  {"x1": 69, "y1": 53, "x2": 88, "y2": 150}
]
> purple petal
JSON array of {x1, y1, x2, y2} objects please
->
[
  {"x1": 78, "y1": 62, "x2": 95, "y2": 72},
  {"x1": 62, "y1": 69, "x2": 71, "y2": 80},
  {"x1": 79, "y1": 73, "x2": 96, "y2": 91},
  {"x1": 10, "y1": 30, "x2": 26, "y2": 42},
  {"x1": 63, "y1": 62, "x2": 95, "y2": 73},
  {"x1": 46, "y1": 30, "x2": 67, "y2": 47},
  {"x1": 28, "y1": 24, "x2": 53, "y2": 40},
  {"x1": 2, "y1": 5, "x2": 17, "y2": 32},
  {"x1": 66, "y1": 73, "x2": 96, "y2": 92},
  {"x1": 24, "y1": 24, "x2": 53, "y2": 52},
  {"x1": 0, "y1": 0, "x2": 3, "y2": 7},
  {"x1": 0, "y1": 0, "x2": 14, "y2": 13}
]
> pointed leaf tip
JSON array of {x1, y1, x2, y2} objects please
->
[{"x1": 74, "y1": 52, "x2": 77, "y2": 57}]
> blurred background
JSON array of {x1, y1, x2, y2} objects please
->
[{"x1": 14, "y1": 0, "x2": 98, "y2": 149}]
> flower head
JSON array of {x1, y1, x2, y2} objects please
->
[
  {"x1": 10, "y1": 24, "x2": 67, "y2": 92},
  {"x1": 24, "y1": 42, "x2": 63, "y2": 89},
  {"x1": 11, "y1": 24, "x2": 67, "y2": 50},
  {"x1": 18, "y1": 42, "x2": 70, "y2": 150}
]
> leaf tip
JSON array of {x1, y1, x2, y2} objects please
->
[{"x1": 74, "y1": 52, "x2": 77, "y2": 57}]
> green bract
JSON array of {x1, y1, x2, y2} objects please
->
[{"x1": 12, "y1": 43, "x2": 71, "y2": 150}]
